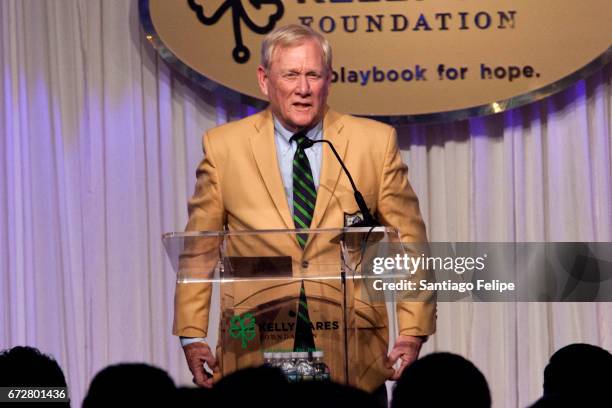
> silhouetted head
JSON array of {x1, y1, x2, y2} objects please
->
[
  {"x1": 392, "y1": 352, "x2": 491, "y2": 408},
  {"x1": 176, "y1": 386, "x2": 213, "y2": 405},
  {"x1": 0, "y1": 346, "x2": 67, "y2": 387},
  {"x1": 542, "y1": 343, "x2": 612, "y2": 405},
  {"x1": 212, "y1": 365, "x2": 289, "y2": 407},
  {"x1": 288, "y1": 380, "x2": 379, "y2": 408},
  {"x1": 0, "y1": 346, "x2": 69, "y2": 407},
  {"x1": 83, "y1": 363, "x2": 176, "y2": 407},
  {"x1": 528, "y1": 395, "x2": 566, "y2": 408}
]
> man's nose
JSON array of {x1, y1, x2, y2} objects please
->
[{"x1": 296, "y1": 74, "x2": 311, "y2": 95}]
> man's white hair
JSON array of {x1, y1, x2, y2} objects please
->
[{"x1": 260, "y1": 24, "x2": 332, "y2": 72}]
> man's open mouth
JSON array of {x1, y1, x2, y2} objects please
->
[{"x1": 293, "y1": 102, "x2": 312, "y2": 109}]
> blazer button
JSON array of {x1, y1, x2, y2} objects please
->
[{"x1": 301, "y1": 260, "x2": 309, "y2": 269}]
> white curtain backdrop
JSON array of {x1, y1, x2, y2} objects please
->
[{"x1": 1, "y1": 1, "x2": 610, "y2": 406}]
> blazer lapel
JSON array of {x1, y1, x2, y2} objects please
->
[
  {"x1": 250, "y1": 110, "x2": 294, "y2": 230},
  {"x1": 310, "y1": 109, "x2": 347, "y2": 230}
]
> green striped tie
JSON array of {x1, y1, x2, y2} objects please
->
[{"x1": 291, "y1": 132, "x2": 316, "y2": 248}]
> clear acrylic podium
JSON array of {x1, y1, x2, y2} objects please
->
[{"x1": 163, "y1": 227, "x2": 402, "y2": 390}]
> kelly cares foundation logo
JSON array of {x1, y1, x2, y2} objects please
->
[
  {"x1": 187, "y1": 0, "x2": 284, "y2": 63},
  {"x1": 141, "y1": 0, "x2": 612, "y2": 121}
]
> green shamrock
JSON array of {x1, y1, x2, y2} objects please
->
[{"x1": 229, "y1": 313, "x2": 256, "y2": 349}]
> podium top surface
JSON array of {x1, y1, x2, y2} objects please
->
[
  {"x1": 162, "y1": 226, "x2": 396, "y2": 239},
  {"x1": 162, "y1": 226, "x2": 403, "y2": 282}
]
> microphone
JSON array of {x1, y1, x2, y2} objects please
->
[{"x1": 298, "y1": 138, "x2": 379, "y2": 227}]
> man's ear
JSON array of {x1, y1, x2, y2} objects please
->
[
  {"x1": 257, "y1": 65, "x2": 269, "y2": 98},
  {"x1": 325, "y1": 68, "x2": 333, "y2": 88}
]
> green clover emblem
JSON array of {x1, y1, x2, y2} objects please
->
[{"x1": 229, "y1": 313, "x2": 256, "y2": 349}]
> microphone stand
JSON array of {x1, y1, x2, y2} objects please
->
[
  {"x1": 299, "y1": 137, "x2": 379, "y2": 384},
  {"x1": 300, "y1": 138, "x2": 379, "y2": 227}
]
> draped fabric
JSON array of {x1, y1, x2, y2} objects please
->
[{"x1": 1, "y1": 1, "x2": 610, "y2": 406}]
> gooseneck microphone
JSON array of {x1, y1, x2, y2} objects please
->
[
  {"x1": 299, "y1": 137, "x2": 379, "y2": 227},
  {"x1": 299, "y1": 136, "x2": 379, "y2": 387}
]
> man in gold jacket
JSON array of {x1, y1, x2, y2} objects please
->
[{"x1": 174, "y1": 24, "x2": 436, "y2": 395}]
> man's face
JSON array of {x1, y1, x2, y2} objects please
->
[{"x1": 257, "y1": 39, "x2": 331, "y2": 132}]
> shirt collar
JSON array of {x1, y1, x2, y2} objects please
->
[{"x1": 273, "y1": 116, "x2": 323, "y2": 145}]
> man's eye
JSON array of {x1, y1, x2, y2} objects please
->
[{"x1": 284, "y1": 73, "x2": 299, "y2": 79}]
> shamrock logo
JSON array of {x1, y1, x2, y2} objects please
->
[
  {"x1": 187, "y1": 0, "x2": 284, "y2": 64},
  {"x1": 229, "y1": 313, "x2": 257, "y2": 348}
]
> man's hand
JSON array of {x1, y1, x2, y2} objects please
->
[
  {"x1": 387, "y1": 335, "x2": 424, "y2": 380},
  {"x1": 183, "y1": 341, "x2": 219, "y2": 388}
]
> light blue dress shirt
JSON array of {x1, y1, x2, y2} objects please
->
[
  {"x1": 180, "y1": 116, "x2": 324, "y2": 347},
  {"x1": 273, "y1": 117, "x2": 323, "y2": 214}
]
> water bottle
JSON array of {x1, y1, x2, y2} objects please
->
[
  {"x1": 263, "y1": 351, "x2": 274, "y2": 367},
  {"x1": 272, "y1": 351, "x2": 283, "y2": 368},
  {"x1": 295, "y1": 351, "x2": 315, "y2": 381},
  {"x1": 280, "y1": 351, "x2": 297, "y2": 382},
  {"x1": 312, "y1": 351, "x2": 330, "y2": 381}
]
